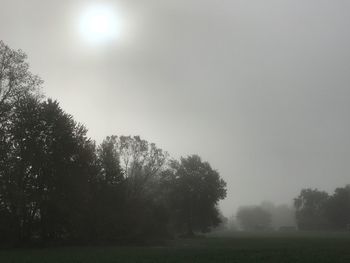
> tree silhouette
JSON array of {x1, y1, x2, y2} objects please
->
[
  {"x1": 97, "y1": 136, "x2": 123, "y2": 185},
  {"x1": 0, "y1": 40, "x2": 229, "y2": 246},
  {"x1": 164, "y1": 155, "x2": 227, "y2": 236},
  {"x1": 0, "y1": 96, "x2": 96, "y2": 244},
  {"x1": 0, "y1": 41, "x2": 42, "y2": 119},
  {"x1": 326, "y1": 185, "x2": 350, "y2": 230},
  {"x1": 294, "y1": 189, "x2": 330, "y2": 230}
]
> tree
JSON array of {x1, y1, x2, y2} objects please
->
[
  {"x1": 0, "y1": 45, "x2": 43, "y2": 243},
  {"x1": 326, "y1": 185, "x2": 350, "y2": 230},
  {"x1": 119, "y1": 136, "x2": 169, "y2": 239},
  {"x1": 260, "y1": 201, "x2": 296, "y2": 229},
  {"x1": 0, "y1": 96, "x2": 96, "y2": 244},
  {"x1": 95, "y1": 135, "x2": 170, "y2": 240},
  {"x1": 165, "y1": 155, "x2": 227, "y2": 236},
  {"x1": 89, "y1": 136, "x2": 125, "y2": 241},
  {"x1": 31, "y1": 99, "x2": 96, "y2": 242},
  {"x1": 117, "y1": 136, "x2": 168, "y2": 178},
  {"x1": 0, "y1": 41, "x2": 42, "y2": 119},
  {"x1": 0, "y1": 42, "x2": 43, "y2": 244},
  {"x1": 97, "y1": 136, "x2": 123, "y2": 185},
  {"x1": 294, "y1": 189, "x2": 330, "y2": 230},
  {"x1": 236, "y1": 206, "x2": 272, "y2": 231}
]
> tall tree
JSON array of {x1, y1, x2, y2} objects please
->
[
  {"x1": 0, "y1": 96, "x2": 96, "y2": 243},
  {"x1": 90, "y1": 136, "x2": 125, "y2": 241},
  {"x1": 116, "y1": 135, "x2": 169, "y2": 239}
]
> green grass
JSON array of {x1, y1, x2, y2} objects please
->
[{"x1": 1, "y1": 232, "x2": 350, "y2": 263}]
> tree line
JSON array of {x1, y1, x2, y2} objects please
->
[
  {"x1": 233, "y1": 185, "x2": 350, "y2": 232},
  {"x1": 234, "y1": 202, "x2": 295, "y2": 231},
  {"x1": 0, "y1": 41, "x2": 227, "y2": 246},
  {"x1": 294, "y1": 185, "x2": 350, "y2": 231}
]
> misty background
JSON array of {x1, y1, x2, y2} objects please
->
[{"x1": 1, "y1": 0, "x2": 350, "y2": 216}]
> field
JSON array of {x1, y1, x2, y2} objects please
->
[{"x1": 1, "y1": 232, "x2": 350, "y2": 263}]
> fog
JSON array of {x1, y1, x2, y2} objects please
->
[{"x1": 1, "y1": 0, "x2": 350, "y2": 216}]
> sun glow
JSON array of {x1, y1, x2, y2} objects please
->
[{"x1": 78, "y1": 4, "x2": 122, "y2": 45}]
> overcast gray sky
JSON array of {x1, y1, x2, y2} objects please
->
[{"x1": 1, "y1": 0, "x2": 350, "y2": 216}]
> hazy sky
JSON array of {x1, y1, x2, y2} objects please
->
[{"x1": 1, "y1": 0, "x2": 350, "y2": 216}]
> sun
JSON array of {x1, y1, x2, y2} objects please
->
[{"x1": 78, "y1": 4, "x2": 122, "y2": 45}]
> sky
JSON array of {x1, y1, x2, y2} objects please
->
[{"x1": 1, "y1": 0, "x2": 350, "y2": 216}]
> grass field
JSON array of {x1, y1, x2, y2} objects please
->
[{"x1": 1, "y1": 232, "x2": 350, "y2": 263}]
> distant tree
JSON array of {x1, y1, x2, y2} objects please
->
[
  {"x1": 164, "y1": 155, "x2": 227, "y2": 236},
  {"x1": 0, "y1": 41, "x2": 42, "y2": 119},
  {"x1": 236, "y1": 206, "x2": 272, "y2": 231},
  {"x1": 325, "y1": 185, "x2": 350, "y2": 230},
  {"x1": 227, "y1": 215, "x2": 239, "y2": 231},
  {"x1": 260, "y1": 201, "x2": 296, "y2": 229},
  {"x1": 294, "y1": 189, "x2": 330, "y2": 230}
]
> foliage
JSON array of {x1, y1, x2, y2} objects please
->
[
  {"x1": 0, "y1": 40, "x2": 42, "y2": 119},
  {"x1": 294, "y1": 189, "x2": 330, "y2": 230},
  {"x1": 325, "y1": 185, "x2": 350, "y2": 230},
  {"x1": 163, "y1": 155, "x2": 227, "y2": 235},
  {"x1": 0, "y1": 96, "x2": 95, "y2": 244},
  {"x1": 0, "y1": 40, "x2": 228, "y2": 246},
  {"x1": 294, "y1": 186, "x2": 350, "y2": 231}
]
